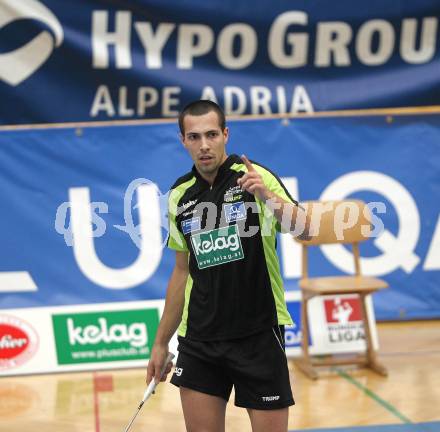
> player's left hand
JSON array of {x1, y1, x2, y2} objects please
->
[{"x1": 237, "y1": 155, "x2": 271, "y2": 201}]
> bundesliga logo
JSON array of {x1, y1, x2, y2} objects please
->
[{"x1": 324, "y1": 297, "x2": 365, "y2": 344}]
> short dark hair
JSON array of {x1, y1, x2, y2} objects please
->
[{"x1": 178, "y1": 100, "x2": 226, "y2": 135}]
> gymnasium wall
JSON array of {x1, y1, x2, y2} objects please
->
[
  {"x1": 1, "y1": 0, "x2": 440, "y2": 123},
  {"x1": 0, "y1": 0, "x2": 439, "y2": 374}
]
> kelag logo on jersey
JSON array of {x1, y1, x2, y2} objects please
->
[
  {"x1": 191, "y1": 225, "x2": 244, "y2": 269},
  {"x1": 224, "y1": 202, "x2": 246, "y2": 223}
]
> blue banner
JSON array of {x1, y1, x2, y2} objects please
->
[
  {"x1": 0, "y1": 114, "x2": 439, "y2": 320},
  {"x1": 0, "y1": 0, "x2": 439, "y2": 125}
]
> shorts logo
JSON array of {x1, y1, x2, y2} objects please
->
[
  {"x1": 181, "y1": 217, "x2": 201, "y2": 235},
  {"x1": 174, "y1": 367, "x2": 183, "y2": 376},
  {"x1": 262, "y1": 395, "x2": 280, "y2": 402},
  {"x1": 223, "y1": 201, "x2": 246, "y2": 223},
  {"x1": 191, "y1": 225, "x2": 244, "y2": 269}
]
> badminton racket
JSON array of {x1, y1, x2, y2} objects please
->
[{"x1": 123, "y1": 352, "x2": 175, "y2": 432}]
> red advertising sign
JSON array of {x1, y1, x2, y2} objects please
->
[{"x1": 0, "y1": 316, "x2": 38, "y2": 369}]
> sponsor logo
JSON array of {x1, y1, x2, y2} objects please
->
[
  {"x1": 174, "y1": 367, "x2": 183, "y2": 376},
  {"x1": 0, "y1": 0, "x2": 64, "y2": 86},
  {"x1": 262, "y1": 395, "x2": 280, "y2": 402},
  {"x1": 52, "y1": 309, "x2": 159, "y2": 364},
  {"x1": 181, "y1": 217, "x2": 201, "y2": 235},
  {"x1": 223, "y1": 201, "x2": 246, "y2": 223},
  {"x1": 324, "y1": 297, "x2": 362, "y2": 324},
  {"x1": 324, "y1": 297, "x2": 365, "y2": 343},
  {"x1": 0, "y1": 315, "x2": 39, "y2": 370},
  {"x1": 179, "y1": 199, "x2": 198, "y2": 212},
  {"x1": 224, "y1": 194, "x2": 243, "y2": 203},
  {"x1": 182, "y1": 208, "x2": 198, "y2": 217},
  {"x1": 224, "y1": 186, "x2": 243, "y2": 203},
  {"x1": 191, "y1": 225, "x2": 244, "y2": 269},
  {"x1": 224, "y1": 186, "x2": 242, "y2": 195}
]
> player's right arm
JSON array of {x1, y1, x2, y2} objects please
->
[{"x1": 146, "y1": 250, "x2": 189, "y2": 385}]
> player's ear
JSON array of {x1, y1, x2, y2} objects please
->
[
  {"x1": 179, "y1": 133, "x2": 187, "y2": 149},
  {"x1": 223, "y1": 127, "x2": 229, "y2": 144}
]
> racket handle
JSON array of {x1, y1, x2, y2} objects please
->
[{"x1": 142, "y1": 352, "x2": 175, "y2": 402}]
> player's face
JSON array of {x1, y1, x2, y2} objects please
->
[{"x1": 181, "y1": 111, "x2": 229, "y2": 180}]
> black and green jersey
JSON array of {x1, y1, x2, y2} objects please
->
[{"x1": 167, "y1": 154, "x2": 297, "y2": 341}]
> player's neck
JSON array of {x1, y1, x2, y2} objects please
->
[{"x1": 198, "y1": 153, "x2": 228, "y2": 186}]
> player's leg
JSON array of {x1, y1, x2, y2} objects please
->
[
  {"x1": 180, "y1": 387, "x2": 227, "y2": 432},
  {"x1": 229, "y1": 326, "x2": 294, "y2": 431},
  {"x1": 246, "y1": 407, "x2": 289, "y2": 432},
  {"x1": 170, "y1": 339, "x2": 233, "y2": 432}
]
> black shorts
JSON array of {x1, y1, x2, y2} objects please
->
[{"x1": 170, "y1": 326, "x2": 295, "y2": 410}]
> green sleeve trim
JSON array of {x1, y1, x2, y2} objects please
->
[
  {"x1": 177, "y1": 274, "x2": 193, "y2": 337},
  {"x1": 257, "y1": 199, "x2": 293, "y2": 326},
  {"x1": 230, "y1": 162, "x2": 245, "y2": 173},
  {"x1": 256, "y1": 166, "x2": 295, "y2": 205},
  {"x1": 230, "y1": 162, "x2": 293, "y2": 326},
  {"x1": 167, "y1": 177, "x2": 197, "y2": 251}
]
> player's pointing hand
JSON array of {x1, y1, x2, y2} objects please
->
[
  {"x1": 241, "y1": 155, "x2": 256, "y2": 172},
  {"x1": 237, "y1": 154, "x2": 271, "y2": 200}
]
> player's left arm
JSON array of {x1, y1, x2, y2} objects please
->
[{"x1": 237, "y1": 155, "x2": 313, "y2": 241}]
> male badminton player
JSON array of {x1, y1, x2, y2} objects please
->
[{"x1": 146, "y1": 100, "x2": 311, "y2": 432}]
